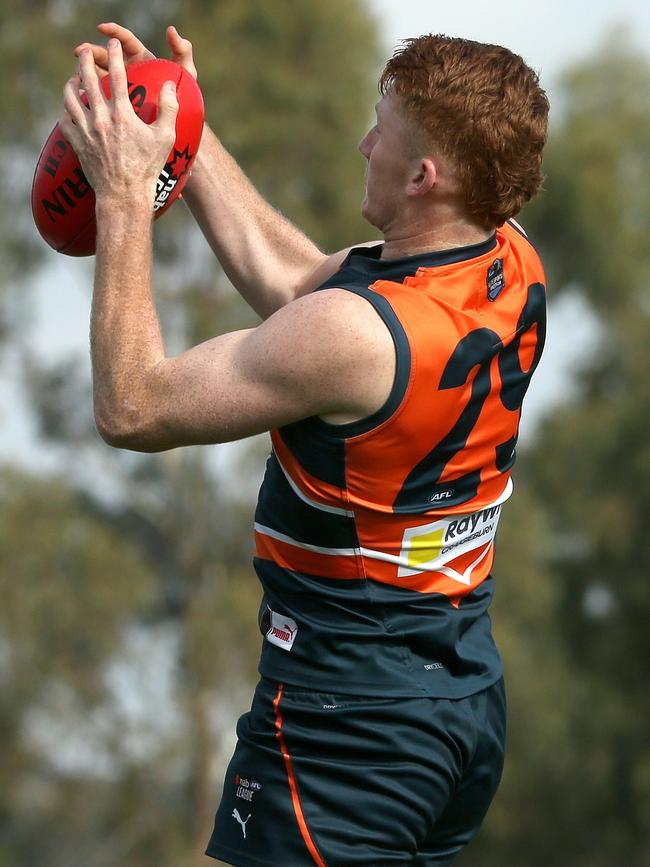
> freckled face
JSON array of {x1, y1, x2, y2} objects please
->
[{"x1": 358, "y1": 94, "x2": 415, "y2": 232}]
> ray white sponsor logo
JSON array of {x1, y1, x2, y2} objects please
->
[
  {"x1": 398, "y1": 480, "x2": 513, "y2": 582},
  {"x1": 265, "y1": 608, "x2": 298, "y2": 652}
]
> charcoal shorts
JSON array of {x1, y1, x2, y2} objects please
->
[{"x1": 206, "y1": 676, "x2": 506, "y2": 866}]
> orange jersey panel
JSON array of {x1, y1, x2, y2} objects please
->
[{"x1": 253, "y1": 222, "x2": 546, "y2": 697}]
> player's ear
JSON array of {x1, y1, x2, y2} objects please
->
[{"x1": 406, "y1": 157, "x2": 437, "y2": 198}]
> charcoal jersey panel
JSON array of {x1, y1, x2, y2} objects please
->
[{"x1": 254, "y1": 221, "x2": 546, "y2": 698}]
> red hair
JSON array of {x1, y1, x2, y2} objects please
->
[{"x1": 380, "y1": 35, "x2": 549, "y2": 229}]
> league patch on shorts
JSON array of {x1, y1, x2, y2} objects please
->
[
  {"x1": 234, "y1": 773, "x2": 263, "y2": 804},
  {"x1": 230, "y1": 773, "x2": 263, "y2": 840}
]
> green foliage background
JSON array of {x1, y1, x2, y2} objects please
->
[{"x1": 0, "y1": 2, "x2": 648, "y2": 865}]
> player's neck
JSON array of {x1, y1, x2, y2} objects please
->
[{"x1": 381, "y1": 214, "x2": 493, "y2": 260}]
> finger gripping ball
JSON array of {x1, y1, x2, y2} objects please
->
[{"x1": 31, "y1": 59, "x2": 204, "y2": 257}]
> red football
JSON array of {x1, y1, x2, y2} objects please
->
[{"x1": 31, "y1": 58, "x2": 204, "y2": 257}]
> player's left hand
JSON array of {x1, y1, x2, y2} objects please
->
[{"x1": 60, "y1": 38, "x2": 179, "y2": 205}]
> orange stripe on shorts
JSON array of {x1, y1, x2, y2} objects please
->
[{"x1": 273, "y1": 684, "x2": 327, "y2": 867}]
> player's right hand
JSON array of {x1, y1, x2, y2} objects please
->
[{"x1": 74, "y1": 23, "x2": 198, "y2": 81}]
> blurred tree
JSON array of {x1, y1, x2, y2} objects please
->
[
  {"x1": 5, "y1": 4, "x2": 648, "y2": 865},
  {"x1": 0, "y1": 468, "x2": 160, "y2": 864},
  {"x1": 459, "y1": 30, "x2": 650, "y2": 867},
  {"x1": 1, "y1": 0, "x2": 381, "y2": 865}
]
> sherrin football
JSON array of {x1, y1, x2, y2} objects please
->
[{"x1": 31, "y1": 58, "x2": 204, "y2": 257}]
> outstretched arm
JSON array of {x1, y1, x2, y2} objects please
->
[
  {"x1": 181, "y1": 125, "x2": 342, "y2": 319},
  {"x1": 61, "y1": 43, "x2": 394, "y2": 452},
  {"x1": 75, "y1": 23, "x2": 358, "y2": 319}
]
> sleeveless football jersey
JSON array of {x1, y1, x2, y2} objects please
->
[{"x1": 254, "y1": 221, "x2": 546, "y2": 698}]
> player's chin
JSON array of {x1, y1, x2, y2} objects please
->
[{"x1": 360, "y1": 197, "x2": 379, "y2": 230}]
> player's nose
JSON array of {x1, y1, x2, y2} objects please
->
[{"x1": 358, "y1": 128, "x2": 374, "y2": 159}]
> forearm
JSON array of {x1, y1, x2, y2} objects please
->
[
  {"x1": 91, "y1": 197, "x2": 165, "y2": 448},
  {"x1": 183, "y1": 125, "x2": 326, "y2": 318}
]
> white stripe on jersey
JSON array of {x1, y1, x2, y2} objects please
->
[
  {"x1": 273, "y1": 449, "x2": 355, "y2": 518},
  {"x1": 254, "y1": 523, "x2": 361, "y2": 557}
]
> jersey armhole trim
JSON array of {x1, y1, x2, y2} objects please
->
[{"x1": 309, "y1": 286, "x2": 412, "y2": 440}]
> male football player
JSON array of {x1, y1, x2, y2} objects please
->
[{"x1": 65, "y1": 24, "x2": 548, "y2": 865}]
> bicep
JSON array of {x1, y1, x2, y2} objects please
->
[
  {"x1": 148, "y1": 328, "x2": 313, "y2": 447},
  {"x1": 139, "y1": 289, "x2": 395, "y2": 451}
]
